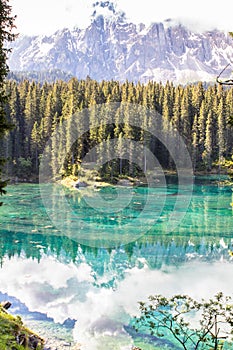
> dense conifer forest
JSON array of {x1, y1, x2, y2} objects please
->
[{"x1": 1, "y1": 77, "x2": 233, "y2": 181}]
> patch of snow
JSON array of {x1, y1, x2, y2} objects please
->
[
  {"x1": 37, "y1": 41, "x2": 54, "y2": 56},
  {"x1": 175, "y1": 68, "x2": 215, "y2": 84}
]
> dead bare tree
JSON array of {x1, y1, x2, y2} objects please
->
[{"x1": 216, "y1": 64, "x2": 233, "y2": 85}]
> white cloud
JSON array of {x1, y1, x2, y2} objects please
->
[
  {"x1": 118, "y1": 0, "x2": 233, "y2": 32},
  {"x1": 11, "y1": 0, "x2": 92, "y2": 35},
  {"x1": 10, "y1": 0, "x2": 233, "y2": 35}
]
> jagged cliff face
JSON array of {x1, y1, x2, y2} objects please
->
[{"x1": 7, "y1": 1, "x2": 233, "y2": 83}]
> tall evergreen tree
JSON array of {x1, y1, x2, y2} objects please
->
[
  {"x1": 198, "y1": 101, "x2": 207, "y2": 164},
  {"x1": 203, "y1": 110, "x2": 214, "y2": 170},
  {"x1": 217, "y1": 96, "x2": 226, "y2": 164},
  {"x1": 0, "y1": 0, "x2": 16, "y2": 203},
  {"x1": 180, "y1": 88, "x2": 191, "y2": 145},
  {"x1": 191, "y1": 114, "x2": 199, "y2": 170}
]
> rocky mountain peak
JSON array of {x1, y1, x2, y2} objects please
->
[
  {"x1": 7, "y1": 10, "x2": 233, "y2": 84},
  {"x1": 91, "y1": 1, "x2": 126, "y2": 24}
]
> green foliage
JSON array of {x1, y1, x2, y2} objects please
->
[
  {"x1": 218, "y1": 156, "x2": 233, "y2": 181},
  {"x1": 133, "y1": 293, "x2": 233, "y2": 350},
  {"x1": 16, "y1": 157, "x2": 32, "y2": 179},
  {"x1": 0, "y1": 0, "x2": 16, "y2": 203},
  {"x1": 2, "y1": 78, "x2": 233, "y2": 182}
]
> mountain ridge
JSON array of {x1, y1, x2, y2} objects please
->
[{"x1": 7, "y1": 6, "x2": 233, "y2": 84}]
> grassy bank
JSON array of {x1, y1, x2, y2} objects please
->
[{"x1": 0, "y1": 304, "x2": 44, "y2": 350}]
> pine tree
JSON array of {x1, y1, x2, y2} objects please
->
[
  {"x1": 117, "y1": 132, "x2": 124, "y2": 175},
  {"x1": 23, "y1": 82, "x2": 38, "y2": 158},
  {"x1": 5, "y1": 80, "x2": 22, "y2": 176},
  {"x1": 171, "y1": 86, "x2": 182, "y2": 133},
  {"x1": 225, "y1": 88, "x2": 233, "y2": 156},
  {"x1": 31, "y1": 121, "x2": 40, "y2": 172},
  {"x1": 217, "y1": 96, "x2": 226, "y2": 165},
  {"x1": 180, "y1": 88, "x2": 191, "y2": 144},
  {"x1": 191, "y1": 81, "x2": 204, "y2": 116},
  {"x1": 0, "y1": 0, "x2": 16, "y2": 202},
  {"x1": 203, "y1": 110, "x2": 213, "y2": 171},
  {"x1": 162, "y1": 88, "x2": 173, "y2": 169},
  {"x1": 191, "y1": 114, "x2": 199, "y2": 170},
  {"x1": 198, "y1": 101, "x2": 207, "y2": 165}
]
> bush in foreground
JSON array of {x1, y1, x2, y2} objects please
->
[{"x1": 133, "y1": 292, "x2": 233, "y2": 350}]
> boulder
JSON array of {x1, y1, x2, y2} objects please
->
[{"x1": 1, "y1": 301, "x2": 12, "y2": 310}]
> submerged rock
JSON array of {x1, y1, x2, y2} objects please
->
[{"x1": 74, "y1": 180, "x2": 88, "y2": 189}]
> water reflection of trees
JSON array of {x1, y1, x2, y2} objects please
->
[
  {"x1": 0, "y1": 230, "x2": 232, "y2": 270},
  {"x1": 42, "y1": 181, "x2": 233, "y2": 248},
  {"x1": 1, "y1": 181, "x2": 232, "y2": 268}
]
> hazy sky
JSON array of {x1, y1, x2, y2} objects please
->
[{"x1": 11, "y1": 0, "x2": 233, "y2": 35}]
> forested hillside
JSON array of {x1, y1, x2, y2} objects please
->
[{"x1": 1, "y1": 78, "x2": 233, "y2": 181}]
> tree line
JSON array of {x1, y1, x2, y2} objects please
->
[{"x1": 1, "y1": 78, "x2": 233, "y2": 180}]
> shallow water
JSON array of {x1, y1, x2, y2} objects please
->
[{"x1": 0, "y1": 176, "x2": 233, "y2": 349}]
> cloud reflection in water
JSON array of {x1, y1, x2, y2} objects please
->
[{"x1": 1, "y1": 254, "x2": 233, "y2": 349}]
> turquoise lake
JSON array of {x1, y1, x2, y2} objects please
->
[{"x1": 0, "y1": 176, "x2": 233, "y2": 349}]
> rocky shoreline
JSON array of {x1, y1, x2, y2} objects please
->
[
  {"x1": 24, "y1": 319, "x2": 81, "y2": 350},
  {"x1": 0, "y1": 301, "x2": 44, "y2": 349}
]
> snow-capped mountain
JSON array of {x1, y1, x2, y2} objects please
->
[{"x1": 7, "y1": 1, "x2": 233, "y2": 83}]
